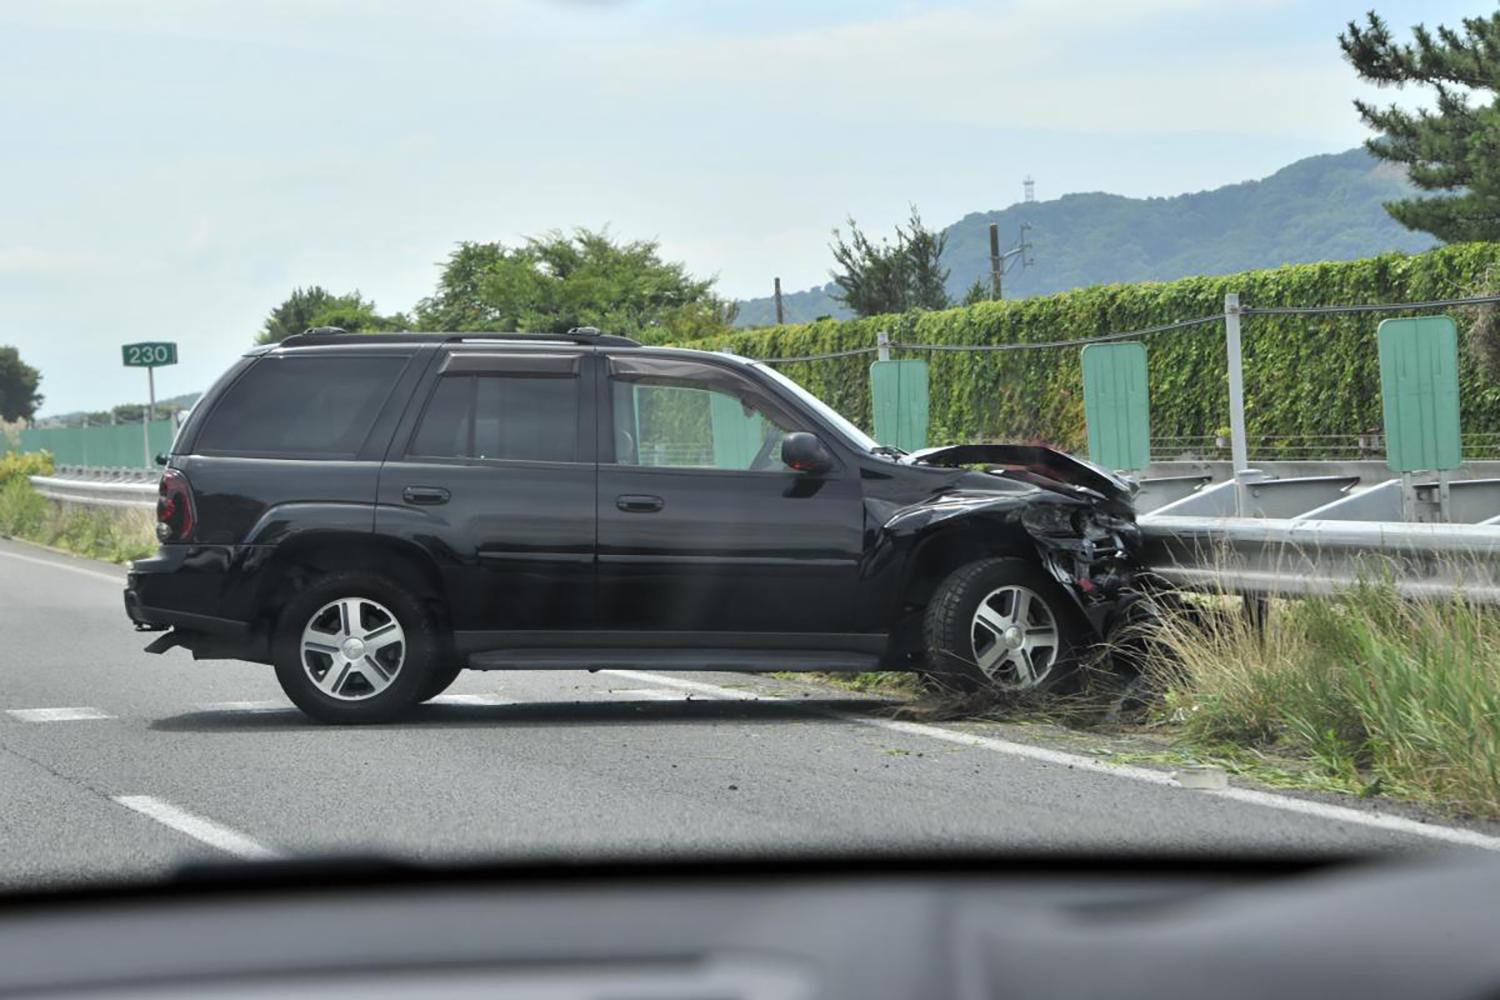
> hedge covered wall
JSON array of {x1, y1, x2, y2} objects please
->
[{"x1": 680, "y1": 243, "x2": 1500, "y2": 454}]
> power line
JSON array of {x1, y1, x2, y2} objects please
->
[
  {"x1": 746, "y1": 292, "x2": 1500, "y2": 364},
  {"x1": 1241, "y1": 293, "x2": 1500, "y2": 316}
]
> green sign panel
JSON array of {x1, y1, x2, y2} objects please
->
[
  {"x1": 1378, "y1": 316, "x2": 1461, "y2": 473},
  {"x1": 122, "y1": 342, "x2": 177, "y2": 367},
  {"x1": 1081, "y1": 342, "x2": 1150, "y2": 471},
  {"x1": 870, "y1": 359, "x2": 929, "y2": 453}
]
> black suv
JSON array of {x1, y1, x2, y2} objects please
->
[{"x1": 125, "y1": 328, "x2": 1146, "y2": 723}]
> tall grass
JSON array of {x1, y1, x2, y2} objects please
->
[
  {"x1": 0, "y1": 471, "x2": 157, "y2": 564},
  {"x1": 1148, "y1": 587, "x2": 1500, "y2": 817}
]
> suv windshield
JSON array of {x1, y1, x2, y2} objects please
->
[{"x1": 754, "y1": 362, "x2": 882, "y2": 454}]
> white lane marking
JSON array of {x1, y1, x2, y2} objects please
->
[
  {"x1": 607, "y1": 687, "x2": 705, "y2": 701},
  {"x1": 607, "y1": 670, "x2": 1500, "y2": 853},
  {"x1": 7, "y1": 707, "x2": 115, "y2": 722},
  {"x1": 428, "y1": 693, "x2": 516, "y2": 706},
  {"x1": 113, "y1": 795, "x2": 283, "y2": 861},
  {"x1": 600, "y1": 669, "x2": 753, "y2": 700},
  {"x1": 0, "y1": 548, "x2": 124, "y2": 585},
  {"x1": 200, "y1": 701, "x2": 290, "y2": 714}
]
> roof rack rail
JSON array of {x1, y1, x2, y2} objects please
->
[
  {"x1": 444, "y1": 329, "x2": 640, "y2": 348},
  {"x1": 273, "y1": 328, "x2": 641, "y2": 348}
]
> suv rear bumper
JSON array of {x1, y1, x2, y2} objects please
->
[
  {"x1": 122, "y1": 586, "x2": 249, "y2": 637},
  {"x1": 126, "y1": 545, "x2": 260, "y2": 657}
]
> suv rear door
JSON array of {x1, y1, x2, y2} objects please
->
[{"x1": 375, "y1": 349, "x2": 596, "y2": 651}]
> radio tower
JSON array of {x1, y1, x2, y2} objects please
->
[{"x1": 1023, "y1": 176, "x2": 1035, "y2": 203}]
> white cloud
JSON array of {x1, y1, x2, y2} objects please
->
[
  {"x1": 0, "y1": 246, "x2": 148, "y2": 275},
  {"x1": 610, "y1": 1, "x2": 1351, "y2": 139}
]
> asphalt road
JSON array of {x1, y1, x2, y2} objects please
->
[{"x1": 2, "y1": 537, "x2": 1498, "y2": 890}]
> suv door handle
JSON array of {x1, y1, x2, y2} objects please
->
[
  {"x1": 403, "y1": 486, "x2": 451, "y2": 506},
  {"x1": 616, "y1": 494, "x2": 664, "y2": 513}
]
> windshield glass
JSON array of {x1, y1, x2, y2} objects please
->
[{"x1": 754, "y1": 362, "x2": 883, "y2": 454}]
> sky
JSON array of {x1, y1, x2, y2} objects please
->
[{"x1": 0, "y1": 0, "x2": 1478, "y2": 415}]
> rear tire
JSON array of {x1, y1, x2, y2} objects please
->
[
  {"x1": 923, "y1": 557, "x2": 1086, "y2": 693},
  {"x1": 272, "y1": 572, "x2": 438, "y2": 724}
]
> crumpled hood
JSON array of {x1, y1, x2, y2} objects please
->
[{"x1": 902, "y1": 443, "x2": 1136, "y2": 512}]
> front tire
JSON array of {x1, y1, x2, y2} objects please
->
[
  {"x1": 923, "y1": 557, "x2": 1086, "y2": 693},
  {"x1": 272, "y1": 572, "x2": 438, "y2": 724}
]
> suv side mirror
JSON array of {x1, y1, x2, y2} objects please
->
[{"x1": 781, "y1": 432, "x2": 833, "y2": 475}]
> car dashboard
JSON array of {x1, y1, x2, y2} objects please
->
[{"x1": 0, "y1": 854, "x2": 1497, "y2": 1000}]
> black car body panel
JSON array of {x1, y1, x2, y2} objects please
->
[{"x1": 124, "y1": 331, "x2": 1146, "y2": 671}]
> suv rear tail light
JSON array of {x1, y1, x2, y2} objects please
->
[{"x1": 156, "y1": 468, "x2": 196, "y2": 543}]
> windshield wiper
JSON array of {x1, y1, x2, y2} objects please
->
[{"x1": 869, "y1": 445, "x2": 907, "y2": 459}]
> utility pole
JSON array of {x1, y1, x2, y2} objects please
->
[
  {"x1": 773, "y1": 277, "x2": 784, "y2": 325},
  {"x1": 988, "y1": 223, "x2": 1035, "y2": 301},
  {"x1": 988, "y1": 223, "x2": 1003, "y2": 300}
]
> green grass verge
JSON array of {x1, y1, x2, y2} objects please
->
[
  {"x1": 0, "y1": 476, "x2": 157, "y2": 564},
  {"x1": 1145, "y1": 587, "x2": 1500, "y2": 819}
]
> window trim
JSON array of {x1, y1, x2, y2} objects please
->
[{"x1": 439, "y1": 352, "x2": 582, "y2": 377}]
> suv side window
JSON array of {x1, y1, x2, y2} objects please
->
[
  {"x1": 409, "y1": 367, "x2": 581, "y2": 464},
  {"x1": 607, "y1": 357, "x2": 798, "y2": 471},
  {"x1": 194, "y1": 354, "x2": 407, "y2": 458}
]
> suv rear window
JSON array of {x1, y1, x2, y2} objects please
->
[{"x1": 194, "y1": 355, "x2": 406, "y2": 457}]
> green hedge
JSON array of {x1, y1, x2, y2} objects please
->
[{"x1": 682, "y1": 243, "x2": 1500, "y2": 452}]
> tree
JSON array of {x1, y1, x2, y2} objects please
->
[
  {"x1": 961, "y1": 278, "x2": 990, "y2": 306},
  {"x1": 828, "y1": 206, "x2": 951, "y2": 317},
  {"x1": 0, "y1": 346, "x2": 42, "y2": 423},
  {"x1": 413, "y1": 229, "x2": 734, "y2": 344},
  {"x1": 255, "y1": 287, "x2": 406, "y2": 345},
  {"x1": 1341, "y1": 11, "x2": 1500, "y2": 242}
]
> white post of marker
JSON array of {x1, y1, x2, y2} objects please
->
[
  {"x1": 143, "y1": 365, "x2": 156, "y2": 470},
  {"x1": 877, "y1": 330, "x2": 891, "y2": 362},
  {"x1": 1223, "y1": 292, "x2": 1250, "y2": 515}
]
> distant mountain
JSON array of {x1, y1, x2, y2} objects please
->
[
  {"x1": 733, "y1": 148, "x2": 1435, "y2": 327},
  {"x1": 41, "y1": 391, "x2": 202, "y2": 426}
]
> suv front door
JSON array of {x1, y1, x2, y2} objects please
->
[
  {"x1": 376, "y1": 349, "x2": 596, "y2": 651},
  {"x1": 595, "y1": 354, "x2": 864, "y2": 637}
]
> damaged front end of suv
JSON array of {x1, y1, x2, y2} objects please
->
[{"x1": 874, "y1": 443, "x2": 1151, "y2": 687}]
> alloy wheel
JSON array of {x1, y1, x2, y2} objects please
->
[
  {"x1": 300, "y1": 597, "x2": 406, "y2": 701},
  {"x1": 970, "y1": 585, "x2": 1060, "y2": 689}
]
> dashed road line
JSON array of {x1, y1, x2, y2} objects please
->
[
  {"x1": 112, "y1": 795, "x2": 283, "y2": 860},
  {"x1": 199, "y1": 700, "x2": 290, "y2": 714},
  {"x1": 0, "y1": 547, "x2": 124, "y2": 585},
  {"x1": 427, "y1": 693, "x2": 516, "y2": 706},
  {"x1": 600, "y1": 669, "x2": 749, "y2": 700},
  {"x1": 606, "y1": 670, "x2": 1500, "y2": 853},
  {"x1": 6, "y1": 707, "x2": 115, "y2": 722},
  {"x1": 605, "y1": 687, "x2": 702, "y2": 701}
]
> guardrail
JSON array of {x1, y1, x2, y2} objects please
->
[
  {"x1": 29, "y1": 474, "x2": 156, "y2": 509},
  {"x1": 1135, "y1": 466, "x2": 1500, "y2": 603},
  {"x1": 1139, "y1": 515, "x2": 1500, "y2": 603}
]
